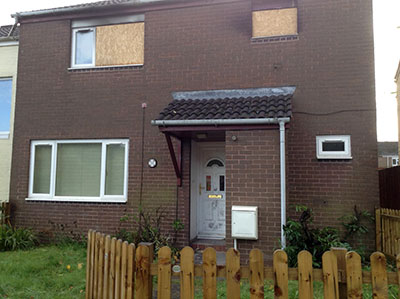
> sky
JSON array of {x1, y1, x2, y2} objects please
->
[{"x1": 0, "y1": 0, "x2": 399, "y2": 141}]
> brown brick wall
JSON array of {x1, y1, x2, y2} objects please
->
[
  {"x1": 10, "y1": 0, "x2": 378, "y2": 255},
  {"x1": 225, "y1": 130, "x2": 281, "y2": 262}
]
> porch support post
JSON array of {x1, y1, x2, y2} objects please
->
[
  {"x1": 279, "y1": 120, "x2": 287, "y2": 248},
  {"x1": 165, "y1": 133, "x2": 182, "y2": 186}
]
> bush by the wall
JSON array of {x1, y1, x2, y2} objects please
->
[{"x1": 0, "y1": 225, "x2": 37, "y2": 251}]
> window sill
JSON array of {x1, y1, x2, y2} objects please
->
[
  {"x1": 25, "y1": 197, "x2": 127, "y2": 204},
  {"x1": 251, "y1": 34, "x2": 299, "y2": 44},
  {"x1": 68, "y1": 64, "x2": 143, "y2": 72},
  {"x1": 317, "y1": 156, "x2": 353, "y2": 160}
]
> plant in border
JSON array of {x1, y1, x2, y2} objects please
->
[
  {"x1": 0, "y1": 224, "x2": 38, "y2": 251},
  {"x1": 283, "y1": 205, "x2": 350, "y2": 268}
]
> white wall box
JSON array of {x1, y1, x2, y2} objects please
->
[{"x1": 231, "y1": 206, "x2": 258, "y2": 240}]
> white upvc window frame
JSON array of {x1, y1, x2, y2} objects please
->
[
  {"x1": 27, "y1": 139, "x2": 129, "y2": 203},
  {"x1": 316, "y1": 135, "x2": 352, "y2": 159},
  {"x1": 71, "y1": 27, "x2": 96, "y2": 68}
]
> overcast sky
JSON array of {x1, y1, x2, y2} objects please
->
[{"x1": 1, "y1": 0, "x2": 399, "y2": 142}]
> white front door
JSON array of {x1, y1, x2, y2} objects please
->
[{"x1": 196, "y1": 145, "x2": 226, "y2": 239}]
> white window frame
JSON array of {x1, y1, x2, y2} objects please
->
[
  {"x1": 71, "y1": 27, "x2": 96, "y2": 68},
  {"x1": 27, "y1": 139, "x2": 129, "y2": 203},
  {"x1": 316, "y1": 135, "x2": 352, "y2": 159}
]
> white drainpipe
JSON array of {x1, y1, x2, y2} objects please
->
[{"x1": 279, "y1": 120, "x2": 287, "y2": 248}]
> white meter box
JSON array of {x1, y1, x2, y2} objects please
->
[{"x1": 231, "y1": 206, "x2": 258, "y2": 240}]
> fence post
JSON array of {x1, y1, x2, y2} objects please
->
[
  {"x1": 226, "y1": 248, "x2": 241, "y2": 299},
  {"x1": 135, "y1": 245, "x2": 150, "y2": 299},
  {"x1": 157, "y1": 246, "x2": 171, "y2": 299},
  {"x1": 298, "y1": 250, "x2": 313, "y2": 299},
  {"x1": 203, "y1": 247, "x2": 217, "y2": 299},
  {"x1": 331, "y1": 247, "x2": 347, "y2": 298},
  {"x1": 249, "y1": 249, "x2": 264, "y2": 299},
  {"x1": 139, "y1": 242, "x2": 154, "y2": 299},
  {"x1": 322, "y1": 251, "x2": 339, "y2": 299},
  {"x1": 371, "y1": 252, "x2": 388, "y2": 298},
  {"x1": 273, "y1": 250, "x2": 288, "y2": 299},
  {"x1": 345, "y1": 251, "x2": 363, "y2": 299},
  {"x1": 180, "y1": 247, "x2": 195, "y2": 299},
  {"x1": 376, "y1": 208, "x2": 382, "y2": 252}
]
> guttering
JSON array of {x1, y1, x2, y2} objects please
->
[
  {"x1": 11, "y1": 0, "x2": 208, "y2": 19},
  {"x1": 151, "y1": 117, "x2": 290, "y2": 126}
]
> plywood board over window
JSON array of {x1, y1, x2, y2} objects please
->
[
  {"x1": 96, "y1": 22, "x2": 144, "y2": 66},
  {"x1": 252, "y1": 8, "x2": 298, "y2": 38}
]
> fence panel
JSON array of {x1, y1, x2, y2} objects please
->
[
  {"x1": 85, "y1": 231, "x2": 400, "y2": 299},
  {"x1": 379, "y1": 166, "x2": 400, "y2": 209},
  {"x1": 376, "y1": 208, "x2": 400, "y2": 257}
]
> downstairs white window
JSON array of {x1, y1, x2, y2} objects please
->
[
  {"x1": 28, "y1": 139, "x2": 128, "y2": 202},
  {"x1": 316, "y1": 135, "x2": 352, "y2": 159}
]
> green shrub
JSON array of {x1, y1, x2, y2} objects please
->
[
  {"x1": 283, "y1": 206, "x2": 350, "y2": 268},
  {"x1": 116, "y1": 206, "x2": 183, "y2": 258},
  {"x1": 0, "y1": 225, "x2": 38, "y2": 251}
]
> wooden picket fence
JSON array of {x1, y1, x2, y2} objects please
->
[
  {"x1": 0, "y1": 202, "x2": 10, "y2": 225},
  {"x1": 376, "y1": 207, "x2": 400, "y2": 258},
  {"x1": 86, "y1": 230, "x2": 400, "y2": 299}
]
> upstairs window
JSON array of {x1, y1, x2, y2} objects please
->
[
  {"x1": 28, "y1": 139, "x2": 129, "y2": 202},
  {"x1": 72, "y1": 28, "x2": 96, "y2": 67},
  {"x1": 71, "y1": 15, "x2": 145, "y2": 68},
  {"x1": 316, "y1": 135, "x2": 352, "y2": 160},
  {"x1": 0, "y1": 78, "x2": 12, "y2": 139}
]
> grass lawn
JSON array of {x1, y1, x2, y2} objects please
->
[
  {"x1": 0, "y1": 245, "x2": 399, "y2": 298},
  {"x1": 0, "y1": 244, "x2": 86, "y2": 299}
]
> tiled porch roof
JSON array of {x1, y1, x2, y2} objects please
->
[{"x1": 156, "y1": 87, "x2": 294, "y2": 121}]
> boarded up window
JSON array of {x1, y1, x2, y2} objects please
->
[
  {"x1": 96, "y1": 22, "x2": 144, "y2": 66},
  {"x1": 252, "y1": 8, "x2": 298, "y2": 38}
]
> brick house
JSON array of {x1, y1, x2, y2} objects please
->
[{"x1": 10, "y1": 0, "x2": 378, "y2": 257}]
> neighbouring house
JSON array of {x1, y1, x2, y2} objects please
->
[
  {"x1": 10, "y1": 0, "x2": 378, "y2": 258},
  {"x1": 0, "y1": 25, "x2": 18, "y2": 203},
  {"x1": 377, "y1": 142, "x2": 399, "y2": 169}
]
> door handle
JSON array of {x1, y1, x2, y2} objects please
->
[{"x1": 199, "y1": 183, "x2": 205, "y2": 195}]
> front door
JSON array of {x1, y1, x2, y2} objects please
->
[{"x1": 197, "y1": 146, "x2": 226, "y2": 239}]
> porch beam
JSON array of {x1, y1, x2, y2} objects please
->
[
  {"x1": 165, "y1": 133, "x2": 182, "y2": 186},
  {"x1": 159, "y1": 124, "x2": 288, "y2": 132}
]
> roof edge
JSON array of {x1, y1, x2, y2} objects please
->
[
  {"x1": 151, "y1": 117, "x2": 291, "y2": 127},
  {"x1": 12, "y1": 0, "x2": 200, "y2": 20}
]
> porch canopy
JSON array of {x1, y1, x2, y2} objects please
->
[{"x1": 151, "y1": 86, "x2": 295, "y2": 185}]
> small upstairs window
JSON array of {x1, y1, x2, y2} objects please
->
[
  {"x1": 316, "y1": 135, "x2": 352, "y2": 160},
  {"x1": 72, "y1": 28, "x2": 96, "y2": 67}
]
